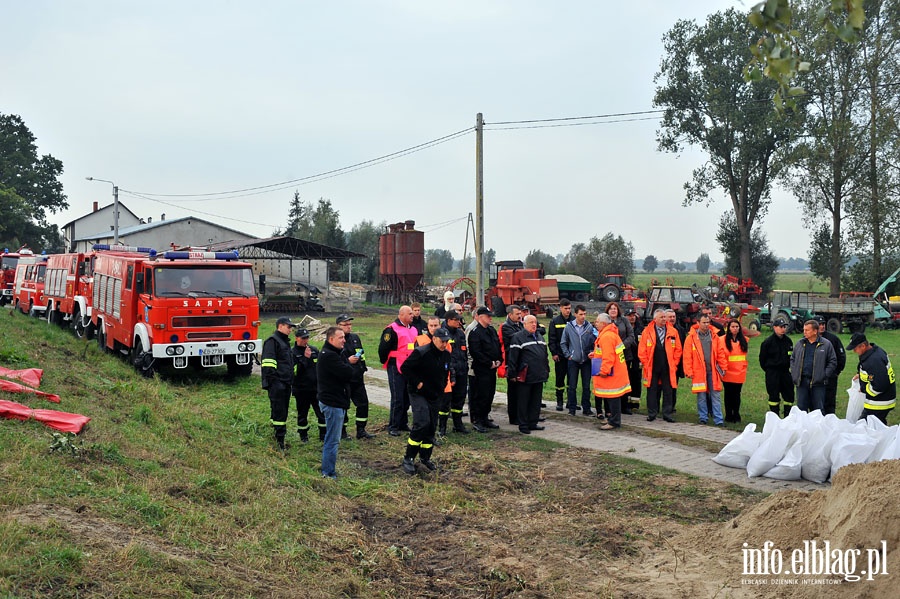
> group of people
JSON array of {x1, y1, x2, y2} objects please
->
[
  {"x1": 262, "y1": 292, "x2": 896, "y2": 478},
  {"x1": 261, "y1": 313, "x2": 374, "y2": 479}
]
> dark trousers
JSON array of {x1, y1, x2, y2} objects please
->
[
  {"x1": 517, "y1": 383, "x2": 543, "y2": 429},
  {"x1": 440, "y1": 376, "x2": 468, "y2": 416},
  {"x1": 861, "y1": 407, "x2": 892, "y2": 424},
  {"x1": 646, "y1": 363, "x2": 673, "y2": 419},
  {"x1": 566, "y1": 360, "x2": 592, "y2": 412},
  {"x1": 468, "y1": 374, "x2": 479, "y2": 422},
  {"x1": 294, "y1": 388, "x2": 325, "y2": 433},
  {"x1": 472, "y1": 370, "x2": 497, "y2": 424},
  {"x1": 268, "y1": 383, "x2": 291, "y2": 442},
  {"x1": 507, "y1": 380, "x2": 520, "y2": 424},
  {"x1": 344, "y1": 380, "x2": 370, "y2": 430},
  {"x1": 595, "y1": 394, "x2": 623, "y2": 427},
  {"x1": 796, "y1": 380, "x2": 825, "y2": 413},
  {"x1": 406, "y1": 393, "x2": 438, "y2": 462},
  {"x1": 765, "y1": 369, "x2": 794, "y2": 416},
  {"x1": 723, "y1": 382, "x2": 743, "y2": 422},
  {"x1": 387, "y1": 362, "x2": 410, "y2": 432},
  {"x1": 627, "y1": 359, "x2": 642, "y2": 403},
  {"x1": 823, "y1": 377, "x2": 839, "y2": 416},
  {"x1": 553, "y1": 357, "x2": 568, "y2": 404}
]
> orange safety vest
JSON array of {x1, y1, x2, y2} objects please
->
[
  {"x1": 722, "y1": 337, "x2": 749, "y2": 384},
  {"x1": 682, "y1": 329, "x2": 727, "y2": 393},
  {"x1": 385, "y1": 321, "x2": 417, "y2": 370},
  {"x1": 591, "y1": 323, "x2": 632, "y2": 398}
]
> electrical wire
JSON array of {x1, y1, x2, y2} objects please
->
[
  {"x1": 124, "y1": 126, "x2": 474, "y2": 200},
  {"x1": 485, "y1": 115, "x2": 663, "y2": 131}
]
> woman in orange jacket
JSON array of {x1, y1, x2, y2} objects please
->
[
  {"x1": 590, "y1": 314, "x2": 631, "y2": 430},
  {"x1": 720, "y1": 318, "x2": 749, "y2": 423}
]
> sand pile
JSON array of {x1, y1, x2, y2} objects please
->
[{"x1": 662, "y1": 460, "x2": 900, "y2": 598}]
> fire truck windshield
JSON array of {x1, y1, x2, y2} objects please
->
[
  {"x1": 154, "y1": 267, "x2": 255, "y2": 298},
  {"x1": 1, "y1": 256, "x2": 20, "y2": 271}
]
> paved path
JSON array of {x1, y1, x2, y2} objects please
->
[{"x1": 364, "y1": 369, "x2": 824, "y2": 493}]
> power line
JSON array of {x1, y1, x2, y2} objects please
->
[
  {"x1": 124, "y1": 126, "x2": 474, "y2": 200},
  {"x1": 486, "y1": 109, "x2": 664, "y2": 126},
  {"x1": 485, "y1": 115, "x2": 662, "y2": 131}
]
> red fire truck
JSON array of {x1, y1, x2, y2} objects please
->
[
  {"x1": 1, "y1": 246, "x2": 34, "y2": 306},
  {"x1": 13, "y1": 253, "x2": 49, "y2": 316},
  {"x1": 44, "y1": 251, "x2": 97, "y2": 337},
  {"x1": 90, "y1": 245, "x2": 260, "y2": 377}
]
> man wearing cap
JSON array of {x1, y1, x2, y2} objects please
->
[
  {"x1": 400, "y1": 327, "x2": 452, "y2": 474},
  {"x1": 758, "y1": 318, "x2": 795, "y2": 416},
  {"x1": 440, "y1": 309, "x2": 470, "y2": 435},
  {"x1": 337, "y1": 314, "x2": 375, "y2": 440},
  {"x1": 507, "y1": 314, "x2": 550, "y2": 434},
  {"x1": 291, "y1": 327, "x2": 325, "y2": 443},
  {"x1": 261, "y1": 317, "x2": 297, "y2": 451},
  {"x1": 548, "y1": 299, "x2": 575, "y2": 411},
  {"x1": 467, "y1": 306, "x2": 503, "y2": 432},
  {"x1": 378, "y1": 306, "x2": 417, "y2": 436},
  {"x1": 847, "y1": 333, "x2": 896, "y2": 424},
  {"x1": 812, "y1": 315, "x2": 846, "y2": 416},
  {"x1": 790, "y1": 319, "x2": 837, "y2": 413},
  {"x1": 317, "y1": 326, "x2": 357, "y2": 478}
]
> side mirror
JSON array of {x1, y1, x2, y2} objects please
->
[
  {"x1": 135, "y1": 272, "x2": 144, "y2": 294},
  {"x1": 258, "y1": 273, "x2": 266, "y2": 295}
]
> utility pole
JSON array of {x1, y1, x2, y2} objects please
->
[
  {"x1": 475, "y1": 113, "x2": 484, "y2": 308},
  {"x1": 86, "y1": 177, "x2": 119, "y2": 244}
]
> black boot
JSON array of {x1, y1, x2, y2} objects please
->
[
  {"x1": 356, "y1": 425, "x2": 375, "y2": 439},
  {"x1": 438, "y1": 415, "x2": 448, "y2": 437},
  {"x1": 452, "y1": 413, "x2": 469, "y2": 434},
  {"x1": 298, "y1": 428, "x2": 309, "y2": 443},
  {"x1": 341, "y1": 425, "x2": 351, "y2": 440}
]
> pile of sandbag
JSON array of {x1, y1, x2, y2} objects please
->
[{"x1": 713, "y1": 382, "x2": 899, "y2": 483}]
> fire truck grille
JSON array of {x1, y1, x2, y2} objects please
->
[
  {"x1": 172, "y1": 315, "x2": 246, "y2": 328},
  {"x1": 185, "y1": 331, "x2": 232, "y2": 340}
]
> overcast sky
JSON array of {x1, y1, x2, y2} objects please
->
[{"x1": 2, "y1": 0, "x2": 811, "y2": 264}]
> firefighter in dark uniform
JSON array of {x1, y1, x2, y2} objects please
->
[
  {"x1": 847, "y1": 333, "x2": 896, "y2": 424},
  {"x1": 261, "y1": 317, "x2": 296, "y2": 451},
  {"x1": 548, "y1": 299, "x2": 575, "y2": 411},
  {"x1": 336, "y1": 313, "x2": 376, "y2": 440},
  {"x1": 291, "y1": 327, "x2": 325, "y2": 443},
  {"x1": 440, "y1": 309, "x2": 470, "y2": 436},
  {"x1": 812, "y1": 315, "x2": 846, "y2": 415},
  {"x1": 467, "y1": 306, "x2": 503, "y2": 432},
  {"x1": 500, "y1": 305, "x2": 524, "y2": 424},
  {"x1": 400, "y1": 328, "x2": 452, "y2": 474},
  {"x1": 758, "y1": 317, "x2": 795, "y2": 416}
]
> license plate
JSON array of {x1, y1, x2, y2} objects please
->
[{"x1": 200, "y1": 347, "x2": 226, "y2": 355}]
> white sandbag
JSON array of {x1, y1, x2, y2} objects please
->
[
  {"x1": 764, "y1": 432, "x2": 806, "y2": 480},
  {"x1": 713, "y1": 423, "x2": 762, "y2": 468},
  {"x1": 801, "y1": 417, "x2": 838, "y2": 483},
  {"x1": 867, "y1": 424, "x2": 899, "y2": 463},
  {"x1": 759, "y1": 411, "x2": 783, "y2": 441},
  {"x1": 881, "y1": 428, "x2": 900, "y2": 460},
  {"x1": 846, "y1": 379, "x2": 865, "y2": 422},
  {"x1": 830, "y1": 433, "x2": 878, "y2": 479},
  {"x1": 747, "y1": 418, "x2": 800, "y2": 478}
]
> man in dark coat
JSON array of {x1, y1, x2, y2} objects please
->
[
  {"x1": 467, "y1": 306, "x2": 502, "y2": 432},
  {"x1": 291, "y1": 327, "x2": 324, "y2": 443},
  {"x1": 317, "y1": 326, "x2": 358, "y2": 479},
  {"x1": 812, "y1": 315, "x2": 846, "y2": 416},
  {"x1": 337, "y1": 313, "x2": 375, "y2": 439},
  {"x1": 400, "y1": 328, "x2": 452, "y2": 474},
  {"x1": 758, "y1": 318, "x2": 794, "y2": 417},
  {"x1": 507, "y1": 314, "x2": 550, "y2": 434},
  {"x1": 261, "y1": 317, "x2": 296, "y2": 451}
]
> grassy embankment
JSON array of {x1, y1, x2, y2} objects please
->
[{"x1": 0, "y1": 308, "x2": 767, "y2": 597}]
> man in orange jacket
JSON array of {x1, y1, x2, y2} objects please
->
[
  {"x1": 638, "y1": 308, "x2": 682, "y2": 422},
  {"x1": 591, "y1": 313, "x2": 632, "y2": 430},
  {"x1": 682, "y1": 314, "x2": 728, "y2": 425}
]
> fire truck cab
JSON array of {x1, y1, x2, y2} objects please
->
[
  {"x1": 44, "y1": 251, "x2": 96, "y2": 336},
  {"x1": 90, "y1": 245, "x2": 260, "y2": 377},
  {"x1": 13, "y1": 253, "x2": 48, "y2": 316},
  {"x1": 1, "y1": 246, "x2": 34, "y2": 306}
]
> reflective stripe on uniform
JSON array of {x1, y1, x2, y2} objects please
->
[
  {"x1": 692, "y1": 382, "x2": 707, "y2": 392},
  {"x1": 261, "y1": 359, "x2": 278, "y2": 368},
  {"x1": 270, "y1": 419, "x2": 286, "y2": 426},
  {"x1": 355, "y1": 416, "x2": 367, "y2": 423},
  {"x1": 728, "y1": 355, "x2": 747, "y2": 362},
  {"x1": 407, "y1": 438, "x2": 421, "y2": 447},
  {"x1": 593, "y1": 383, "x2": 631, "y2": 398}
]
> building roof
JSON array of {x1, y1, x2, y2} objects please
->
[
  {"x1": 206, "y1": 236, "x2": 366, "y2": 260},
  {"x1": 62, "y1": 202, "x2": 141, "y2": 229},
  {"x1": 74, "y1": 215, "x2": 253, "y2": 242}
]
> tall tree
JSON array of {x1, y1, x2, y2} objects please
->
[
  {"x1": 425, "y1": 249, "x2": 454, "y2": 273},
  {"x1": 561, "y1": 234, "x2": 634, "y2": 283},
  {"x1": 643, "y1": 255, "x2": 659, "y2": 273},
  {"x1": 716, "y1": 212, "x2": 779, "y2": 292},
  {"x1": 342, "y1": 219, "x2": 383, "y2": 284},
  {"x1": 654, "y1": 9, "x2": 798, "y2": 281},
  {"x1": 663, "y1": 259, "x2": 675, "y2": 272},
  {"x1": 0, "y1": 114, "x2": 68, "y2": 250},
  {"x1": 696, "y1": 253, "x2": 711, "y2": 274},
  {"x1": 785, "y1": 0, "x2": 867, "y2": 296},
  {"x1": 524, "y1": 249, "x2": 558, "y2": 273},
  {"x1": 808, "y1": 226, "x2": 849, "y2": 288}
]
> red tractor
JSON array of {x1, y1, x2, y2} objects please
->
[
  {"x1": 596, "y1": 273, "x2": 641, "y2": 302},
  {"x1": 486, "y1": 260, "x2": 559, "y2": 317},
  {"x1": 708, "y1": 274, "x2": 762, "y2": 304}
]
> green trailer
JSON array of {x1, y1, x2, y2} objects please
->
[
  {"x1": 759, "y1": 290, "x2": 874, "y2": 334},
  {"x1": 544, "y1": 274, "x2": 592, "y2": 302}
]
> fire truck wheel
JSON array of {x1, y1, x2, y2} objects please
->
[
  {"x1": 226, "y1": 357, "x2": 253, "y2": 378},
  {"x1": 131, "y1": 345, "x2": 156, "y2": 378}
]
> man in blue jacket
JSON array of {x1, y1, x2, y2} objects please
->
[{"x1": 560, "y1": 304, "x2": 597, "y2": 416}]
